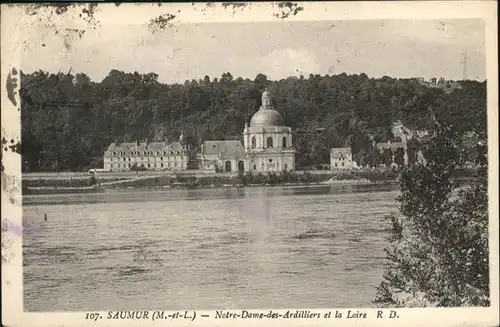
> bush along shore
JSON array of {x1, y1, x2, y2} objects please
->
[
  {"x1": 22, "y1": 176, "x2": 128, "y2": 188},
  {"x1": 22, "y1": 168, "x2": 474, "y2": 194}
]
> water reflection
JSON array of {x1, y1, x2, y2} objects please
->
[
  {"x1": 23, "y1": 183, "x2": 398, "y2": 207},
  {"x1": 23, "y1": 184, "x2": 399, "y2": 311}
]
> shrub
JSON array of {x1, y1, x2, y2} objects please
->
[
  {"x1": 374, "y1": 125, "x2": 489, "y2": 307},
  {"x1": 130, "y1": 164, "x2": 148, "y2": 171}
]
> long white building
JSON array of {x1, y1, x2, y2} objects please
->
[{"x1": 103, "y1": 134, "x2": 189, "y2": 171}]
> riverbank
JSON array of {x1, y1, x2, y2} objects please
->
[
  {"x1": 23, "y1": 181, "x2": 399, "y2": 196},
  {"x1": 21, "y1": 169, "x2": 472, "y2": 195},
  {"x1": 22, "y1": 170, "x2": 396, "y2": 194}
]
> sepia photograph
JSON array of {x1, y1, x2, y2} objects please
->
[{"x1": 1, "y1": 2, "x2": 498, "y2": 326}]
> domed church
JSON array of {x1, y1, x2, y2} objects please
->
[
  {"x1": 243, "y1": 89, "x2": 295, "y2": 172},
  {"x1": 105, "y1": 89, "x2": 296, "y2": 173}
]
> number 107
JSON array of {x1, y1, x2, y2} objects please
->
[{"x1": 86, "y1": 313, "x2": 101, "y2": 321}]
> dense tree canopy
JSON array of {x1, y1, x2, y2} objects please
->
[
  {"x1": 20, "y1": 70, "x2": 486, "y2": 172},
  {"x1": 374, "y1": 113, "x2": 489, "y2": 307}
]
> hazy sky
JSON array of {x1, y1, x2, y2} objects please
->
[{"x1": 20, "y1": 18, "x2": 486, "y2": 83}]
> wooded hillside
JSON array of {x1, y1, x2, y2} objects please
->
[{"x1": 20, "y1": 70, "x2": 486, "y2": 171}]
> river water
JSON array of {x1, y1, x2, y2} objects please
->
[{"x1": 22, "y1": 184, "x2": 399, "y2": 311}]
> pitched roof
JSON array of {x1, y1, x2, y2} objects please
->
[
  {"x1": 105, "y1": 140, "x2": 185, "y2": 154},
  {"x1": 330, "y1": 147, "x2": 351, "y2": 159},
  {"x1": 202, "y1": 141, "x2": 245, "y2": 160},
  {"x1": 168, "y1": 142, "x2": 184, "y2": 152}
]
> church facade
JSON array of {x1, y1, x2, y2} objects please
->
[
  {"x1": 243, "y1": 89, "x2": 295, "y2": 173},
  {"x1": 198, "y1": 89, "x2": 296, "y2": 173}
]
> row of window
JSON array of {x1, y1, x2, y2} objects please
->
[
  {"x1": 251, "y1": 163, "x2": 289, "y2": 170},
  {"x1": 220, "y1": 160, "x2": 290, "y2": 172},
  {"x1": 109, "y1": 162, "x2": 184, "y2": 169},
  {"x1": 109, "y1": 156, "x2": 186, "y2": 162},
  {"x1": 333, "y1": 157, "x2": 351, "y2": 161},
  {"x1": 110, "y1": 151, "x2": 185, "y2": 156},
  {"x1": 223, "y1": 160, "x2": 245, "y2": 172},
  {"x1": 251, "y1": 136, "x2": 290, "y2": 149}
]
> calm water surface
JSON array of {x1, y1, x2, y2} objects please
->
[{"x1": 23, "y1": 184, "x2": 399, "y2": 311}]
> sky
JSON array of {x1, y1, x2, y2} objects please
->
[{"x1": 20, "y1": 17, "x2": 486, "y2": 83}]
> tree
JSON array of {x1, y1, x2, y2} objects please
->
[
  {"x1": 364, "y1": 146, "x2": 378, "y2": 168},
  {"x1": 375, "y1": 149, "x2": 385, "y2": 166},
  {"x1": 254, "y1": 73, "x2": 269, "y2": 90},
  {"x1": 406, "y1": 138, "x2": 420, "y2": 165},
  {"x1": 383, "y1": 148, "x2": 393, "y2": 166},
  {"x1": 374, "y1": 122, "x2": 489, "y2": 307},
  {"x1": 19, "y1": 70, "x2": 486, "y2": 172},
  {"x1": 394, "y1": 147, "x2": 405, "y2": 167}
]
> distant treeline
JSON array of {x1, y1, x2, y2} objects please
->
[{"x1": 20, "y1": 70, "x2": 486, "y2": 172}]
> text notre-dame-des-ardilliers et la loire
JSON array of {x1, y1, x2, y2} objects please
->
[{"x1": 215, "y1": 310, "x2": 399, "y2": 319}]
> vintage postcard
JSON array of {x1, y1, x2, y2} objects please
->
[{"x1": 1, "y1": 1, "x2": 498, "y2": 327}]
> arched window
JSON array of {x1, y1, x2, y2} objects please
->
[
  {"x1": 225, "y1": 161, "x2": 232, "y2": 172},
  {"x1": 282, "y1": 136, "x2": 287, "y2": 148},
  {"x1": 266, "y1": 137, "x2": 273, "y2": 148},
  {"x1": 251, "y1": 137, "x2": 256, "y2": 149},
  {"x1": 238, "y1": 160, "x2": 245, "y2": 172}
]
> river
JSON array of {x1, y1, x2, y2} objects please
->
[{"x1": 22, "y1": 184, "x2": 399, "y2": 311}]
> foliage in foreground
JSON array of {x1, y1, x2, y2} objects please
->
[{"x1": 374, "y1": 122, "x2": 489, "y2": 307}]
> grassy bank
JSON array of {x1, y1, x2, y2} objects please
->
[
  {"x1": 22, "y1": 168, "x2": 474, "y2": 192},
  {"x1": 74, "y1": 170, "x2": 399, "y2": 189},
  {"x1": 22, "y1": 177, "x2": 129, "y2": 188}
]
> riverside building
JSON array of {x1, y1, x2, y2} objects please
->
[
  {"x1": 198, "y1": 89, "x2": 296, "y2": 173},
  {"x1": 103, "y1": 90, "x2": 296, "y2": 173},
  {"x1": 103, "y1": 132, "x2": 189, "y2": 171},
  {"x1": 243, "y1": 88, "x2": 296, "y2": 173}
]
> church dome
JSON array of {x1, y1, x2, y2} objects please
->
[
  {"x1": 262, "y1": 89, "x2": 271, "y2": 100},
  {"x1": 249, "y1": 88, "x2": 284, "y2": 126},
  {"x1": 250, "y1": 109, "x2": 284, "y2": 126}
]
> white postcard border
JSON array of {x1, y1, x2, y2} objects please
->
[{"x1": 1, "y1": 2, "x2": 498, "y2": 326}]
